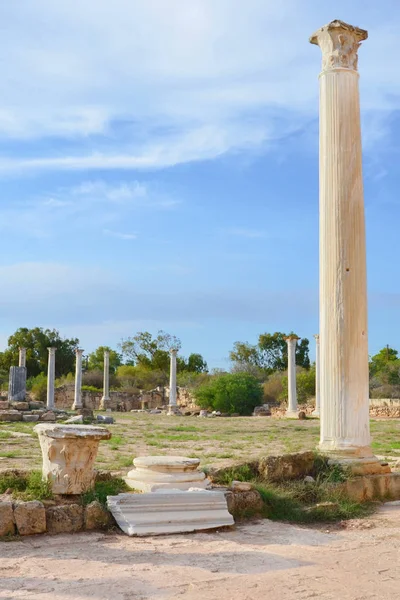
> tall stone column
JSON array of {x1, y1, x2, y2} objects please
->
[
  {"x1": 100, "y1": 350, "x2": 111, "y2": 410},
  {"x1": 46, "y1": 347, "x2": 56, "y2": 410},
  {"x1": 312, "y1": 335, "x2": 320, "y2": 417},
  {"x1": 310, "y1": 21, "x2": 384, "y2": 473},
  {"x1": 19, "y1": 347, "x2": 27, "y2": 368},
  {"x1": 168, "y1": 349, "x2": 179, "y2": 415},
  {"x1": 285, "y1": 336, "x2": 299, "y2": 418},
  {"x1": 72, "y1": 349, "x2": 84, "y2": 410}
]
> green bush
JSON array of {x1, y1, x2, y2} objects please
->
[
  {"x1": 82, "y1": 478, "x2": 130, "y2": 506},
  {"x1": 27, "y1": 373, "x2": 47, "y2": 402},
  {"x1": 194, "y1": 372, "x2": 263, "y2": 415},
  {"x1": 0, "y1": 471, "x2": 53, "y2": 501}
]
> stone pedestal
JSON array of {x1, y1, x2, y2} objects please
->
[
  {"x1": 312, "y1": 334, "x2": 320, "y2": 417},
  {"x1": 125, "y1": 456, "x2": 210, "y2": 492},
  {"x1": 8, "y1": 367, "x2": 27, "y2": 402},
  {"x1": 100, "y1": 350, "x2": 111, "y2": 410},
  {"x1": 310, "y1": 20, "x2": 385, "y2": 473},
  {"x1": 72, "y1": 349, "x2": 84, "y2": 410},
  {"x1": 47, "y1": 347, "x2": 56, "y2": 409},
  {"x1": 34, "y1": 424, "x2": 111, "y2": 494},
  {"x1": 107, "y1": 489, "x2": 234, "y2": 536},
  {"x1": 285, "y1": 336, "x2": 299, "y2": 418}
]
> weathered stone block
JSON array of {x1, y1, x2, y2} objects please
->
[
  {"x1": 46, "y1": 504, "x2": 84, "y2": 534},
  {"x1": 225, "y1": 489, "x2": 264, "y2": 516},
  {"x1": 22, "y1": 414, "x2": 40, "y2": 422},
  {"x1": 12, "y1": 402, "x2": 30, "y2": 411},
  {"x1": 8, "y1": 366, "x2": 27, "y2": 402},
  {"x1": 40, "y1": 411, "x2": 56, "y2": 422},
  {"x1": 0, "y1": 400, "x2": 10, "y2": 410},
  {"x1": 0, "y1": 501, "x2": 15, "y2": 536},
  {"x1": 258, "y1": 451, "x2": 315, "y2": 482},
  {"x1": 84, "y1": 500, "x2": 113, "y2": 530},
  {"x1": 0, "y1": 410, "x2": 23, "y2": 422},
  {"x1": 14, "y1": 501, "x2": 46, "y2": 536},
  {"x1": 29, "y1": 402, "x2": 45, "y2": 410}
]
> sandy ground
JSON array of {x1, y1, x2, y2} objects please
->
[{"x1": 1, "y1": 503, "x2": 400, "y2": 600}]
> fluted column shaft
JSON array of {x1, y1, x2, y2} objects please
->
[
  {"x1": 19, "y1": 347, "x2": 27, "y2": 368},
  {"x1": 285, "y1": 336, "x2": 298, "y2": 418},
  {"x1": 312, "y1": 335, "x2": 320, "y2": 417},
  {"x1": 100, "y1": 350, "x2": 111, "y2": 410},
  {"x1": 168, "y1": 349, "x2": 177, "y2": 411},
  {"x1": 46, "y1": 347, "x2": 56, "y2": 409},
  {"x1": 73, "y1": 349, "x2": 84, "y2": 410},
  {"x1": 311, "y1": 21, "x2": 373, "y2": 459}
]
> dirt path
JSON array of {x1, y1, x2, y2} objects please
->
[{"x1": 1, "y1": 503, "x2": 400, "y2": 600}]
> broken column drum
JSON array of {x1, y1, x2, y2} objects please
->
[
  {"x1": 310, "y1": 20, "x2": 383, "y2": 472},
  {"x1": 34, "y1": 424, "x2": 111, "y2": 494},
  {"x1": 125, "y1": 455, "x2": 211, "y2": 492},
  {"x1": 8, "y1": 367, "x2": 27, "y2": 402}
]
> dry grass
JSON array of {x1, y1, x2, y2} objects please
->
[{"x1": 0, "y1": 414, "x2": 399, "y2": 474}]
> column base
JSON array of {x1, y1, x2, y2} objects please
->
[
  {"x1": 71, "y1": 403, "x2": 83, "y2": 411},
  {"x1": 311, "y1": 410, "x2": 320, "y2": 418},
  {"x1": 285, "y1": 410, "x2": 299, "y2": 419},
  {"x1": 167, "y1": 406, "x2": 181, "y2": 416},
  {"x1": 318, "y1": 445, "x2": 391, "y2": 475},
  {"x1": 100, "y1": 397, "x2": 111, "y2": 410}
]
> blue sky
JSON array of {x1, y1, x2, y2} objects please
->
[{"x1": 0, "y1": 0, "x2": 399, "y2": 368}]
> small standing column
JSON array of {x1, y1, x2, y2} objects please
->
[
  {"x1": 72, "y1": 349, "x2": 84, "y2": 410},
  {"x1": 285, "y1": 336, "x2": 299, "y2": 418},
  {"x1": 100, "y1": 350, "x2": 111, "y2": 410},
  {"x1": 46, "y1": 347, "x2": 56, "y2": 410},
  {"x1": 310, "y1": 21, "x2": 384, "y2": 473},
  {"x1": 312, "y1": 335, "x2": 320, "y2": 417},
  {"x1": 168, "y1": 349, "x2": 179, "y2": 415},
  {"x1": 19, "y1": 347, "x2": 27, "y2": 368}
]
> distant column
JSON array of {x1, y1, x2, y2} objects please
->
[
  {"x1": 72, "y1": 349, "x2": 84, "y2": 410},
  {"x1": 100, "y1": 350, "x2": 111, "y2": 410},
  {"x1": 46, "y1": 347, "x2": 56, "y2": 410},
  {"x1": 168, "y1": 349, "x2": 178, "y2": 415},
  {"x1": 285, "y1": 336, "x2": 299, "y2": 418},
  {"x1": 312, "y1": 334, "x2": 320, "y2": 417},
  {"x1": 19, "y1": 347, "x2": 27, "y2": 368}
]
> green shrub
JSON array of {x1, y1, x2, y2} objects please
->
[
  {"x1": 81, "y1": 478, "x2": 130, "y2": 506},
  {"x1": 194, "y1": 372, "x2": 263, "y2": 415},
  {"x1": 27, "y1": 374, "x2": 47, "y2": 402}
]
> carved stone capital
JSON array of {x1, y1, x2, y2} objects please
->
[{"x1": 310, "y1": 20, "x2": 367, "y2": 72}]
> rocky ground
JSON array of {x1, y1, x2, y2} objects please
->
[{"x1": 1, "y1": 502, "x2": 399, "y2": 599}]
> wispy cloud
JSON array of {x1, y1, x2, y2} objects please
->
[
  {"x1": 0, "y1": 1, "x2": 398, "y2": 173},
  {"x1": 103, "y1": 228, "x2": 137, "y2": 240},
  {"x1": 223, "y1": 227, "x2": 267, "y2": 239}
]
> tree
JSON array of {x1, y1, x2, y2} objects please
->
[
  {"x1": 87, "y1": 346, "x2": 122, "y2": 374},
  {"x1": 184, "y1": 353, "x2": 208, "y2": 373},
  {"x1": 370, "y1": 346, "x2": 398, "y2": 378},
  {"x1": 0, "y1": 327, "x2": 79, "y2": 377},
  {"x1": 116, "y1": 364, "x2": 167, "y2": 391},
  {"x1": 119, "y1": 330, "x2": 181, "y2": 375},
  {"x1": 230, "y1": 332, "x2": 310, "y2": 374},
  {"x1": 194, "y1": 372, "x2": 263, "y2": 415}
]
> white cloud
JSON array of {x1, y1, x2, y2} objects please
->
[
  {"x1": 223, "y1": 227, "x2": 267, "y2": 239},
  {"x1": 0, "y1": 1, "x2": 397, "y2": 172},
  {"x1": 103, "y1": 229, "x2": 137, "y2": 240}
]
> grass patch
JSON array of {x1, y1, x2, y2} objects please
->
[
  {"x1": 82, "y1": 478, "x2": 130, "y2": 506},
  {"x1": 0, "y1": 471, "x2": 53, "y2": 501}
]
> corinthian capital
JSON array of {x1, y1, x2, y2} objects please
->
[{"x1": 310, "y1": 20, "x2": 368, "y2": 72}]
